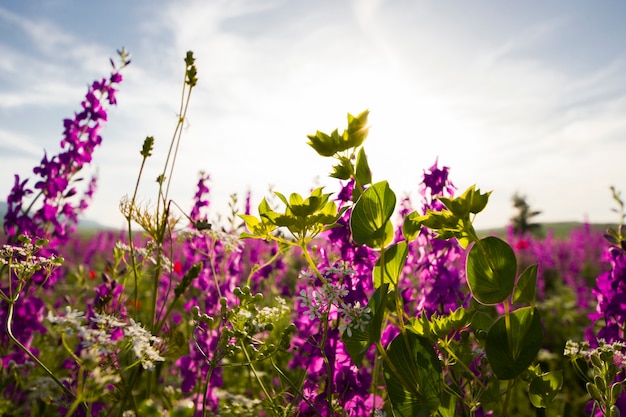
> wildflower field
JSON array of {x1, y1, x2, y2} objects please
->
[{"x1": 1, "y1": 50, "x2": 625, "y2": 417}]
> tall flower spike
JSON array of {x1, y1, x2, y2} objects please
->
[{"x1": 3, "y1": 50, "x2": 130, "y2": 244}]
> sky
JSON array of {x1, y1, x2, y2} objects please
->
[{"x1": 1, "y1": 0, "x2": 625, "y2": 231}]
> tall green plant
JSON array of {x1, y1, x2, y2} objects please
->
[{"x1": 303, "y1": 110, "x2": 563, "y2": 416}]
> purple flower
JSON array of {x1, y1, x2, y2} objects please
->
[{"x1": 4, "y1": 53, "x2": 129, "y2": 245}]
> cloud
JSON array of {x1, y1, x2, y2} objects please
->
[{"x1": 0, "y1": 1, "x2": 624, "y2": 231}]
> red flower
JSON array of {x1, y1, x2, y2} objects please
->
[
  {"x1": 174, "y1": 261, "x2": 183, "y2": 275},
  {"x1": 515, "y1": 240, "x2": 530, "y2": 250}
]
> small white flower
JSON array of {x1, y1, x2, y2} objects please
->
[
  {"x1": 47, "y1": 306, "x2": 86, "y2": 332},
  {"x1": 338, "y1": 301, "x2": 371, "y2": 337},
  {"x1": 124, "y1": 319, "x2": 164, "y2": 370},
  {"x1": 91, "y1": 312, "x2": 126, "y2": 328}
]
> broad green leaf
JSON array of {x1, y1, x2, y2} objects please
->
[
  {"x1": 486, "y1": 307, "x2": 543, "y2": 380},
  {"x1": 384, "y1": 332, "x2": 442, "y2": 417},
  {"x1": 373, "y1": 242, "x2": 408, "y2": 289},
  {"x1": 512, "y1": 264, "x2": 539, "y2": 305},
  {"x1": 355, "y1": 147, "x2": 372, "y2": 186},
  {"x1": 343, "y1": 283, "x2": 389, "y2": 365},
  {"x1": 350, "y1": 181, "x2": 396, "y2": 248},
  {"x1": 528, "y1": 371, "x2": 563, "y2": 408},
  {"x1": 466, "y1": 237, "x2": 517, "y2": 305},
  {"x1": 402, "y1": 211, "x2": 423, "y2": 242}
]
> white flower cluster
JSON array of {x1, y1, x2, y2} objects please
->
[
  {"x1": 47, "y1": 307, "x2": 164, "y2": 371},
  {"x1": 124, "y1": 319, "x2": 165, "y2": 370},
  {"x1": 0, "y1": 239, "x2": 62, "y2": 272},
  {"x1": 337, "y1": 301, "x2": 371, "y2": 337},
  {"x1": 114, "y1": 240, "x2": 174, "y2": 272},
  {"x1": 178, "y1": 227, "x2": 244, "y2": 253},
  {"x1": 564, "y1": 339, "x2": 626, "y2": 369},
  {"x1": 114, "y1": 240, "x2": 156, "y2": 258},
  {"x1": 296, "y1": 266, "x2": 371, "y2": 337}
]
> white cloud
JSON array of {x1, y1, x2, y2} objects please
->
[{"x1": 0, "y1": 1, "x2": 624, "y2": 231}]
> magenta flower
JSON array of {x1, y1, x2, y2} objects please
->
[{"x1": 3, "y1": 50, "x2": 130, "y2": 246}]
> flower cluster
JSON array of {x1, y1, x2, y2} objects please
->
[
  {"x1": 4, "y1": 49, "x2": 130, "y2": 245},
  {"x1": 47, "y1": 306, "x2": 165, "y2": 371},
  {"x1": 296, "y1": 266, "x2": 371, "y2": 336}
]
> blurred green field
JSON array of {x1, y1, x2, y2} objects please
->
[{"x1": 480, "y1": 221, "x2": 617, "y2": 239}]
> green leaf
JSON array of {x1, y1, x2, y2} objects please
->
[
  {"x1": 306, "y1": 130, "x2": 336, "y2": 157},
  {"x1": 350, "y1": 181, "x2": 396, "y2": 248},
  {"x1": 512, "y1": 264, "x2": 538, "y2": 305},
  {"x1": 306, "y1": 110, "x2": 370, "y2": 157},
  {"x1": 345, "y1": 109, "x2": 370, "y2": 149},
  {"x1": 408, "y1": 307, "x2": 475, "y2": 341},
  {"x1": 373, "y1": 242, "x2": 408, "y2": 289},
  {"x1": 402, "y1": 211, "x2": 423, "y2": 242},
  {"x1": 486, "y1": 307, "x2": 543, "y2": 380},
  {"x1": 355, "y1": 147, "x2": 372, "y2": 186},
  {"x1": 330, "y1": 158, "x2": 352, "y2": 180},
  {"x1": 466, "y1": 237, "x2": 517, "y2": 305},
  {"x1": 343, "y1": 283, "x2": 389, "y2": 365},
  {"x1": 384, "y1": 332, "x2": 442, "y2": 417},
  {"x1": 238, "y1": 214, "x2": 276, "y2": 238},
  {"x1": 528, "y1": 371, "x2": 563, "y2": 408},
  {"x1": 439, "y1": 185, "x2": 491, "y2": 219},
  {"x1": 436, "y1": 390, "x2": 458, "y2": 417}
]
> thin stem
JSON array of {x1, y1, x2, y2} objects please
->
[
  {"x1": 126, "y1": 153, "x2": 150, "y2": 322},
  {"x1": 240, "y1": 341, "x2": 275, "y2": 409},
  {"x1": 270, "y1": 358, "x2": 322, "y2": 417},
  {"x1": 5, "y1": 300, "x2": 77, "y2": 401},
  {"x1": 439, "y1": 338, "x2": 487, "y2": 391},
  {"x1": 501, "y1": 379, "x2": 515, "y2": 417}
]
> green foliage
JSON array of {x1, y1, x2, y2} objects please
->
[
  {"x1": 486, "y1": 307, "x2": 543, "y2": 380},
  {"x1": 466, "y1": 236, "x2": 517, "y2": 305},
  {"x1": 240, "y1": 187, "x2": 345, "y2": 242},
  {"x1": 528, "y1": 369, "x2": 563, "y2": 408},
  {"x1": 512, "y1": 264, "x2": 539, "y2": 305},
  {"x1": 350, "y1": 181, "x2": 396, "y2": 248},
  {"x1": 404, "y1": 185, "x2": 491, "y2": 248},
  {"x1": 342, "y1": 283, "x2": 389, "y2": 366},
  {"x1": 383, "y1": 332, "x2": 442, "y2": 417},
  {"x1": 306, "y1": 110, "x2": 369, "y2": 158},
  {"x1": 373, "y1": 241, "x2": 407, "y2": 289}
]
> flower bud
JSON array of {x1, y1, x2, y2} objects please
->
[
  {"x1": 587, "y1": 382, "x2": 603, "y2": 402},
  {"x1": 595, "y1": 375, "x2": 607, "y2": 392},
  {"x1": 611, "y1": 382, "x2": 623, "y2": 402}
]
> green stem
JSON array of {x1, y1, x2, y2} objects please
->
[
  {"x1": 5, "y1": 300, "x2": 77, "y2": 402},
  {"x1": 439, "y1": 339, "x2": 487, "y2": 391},
  {"x1": 240, "y1": 341, "x2": 275, "y2": 410},
  {"x1": 126, "y1": 152, "x2": 150, "y2": 322},
  {"x1": 501, "y1": 379, "x2": 514, "y2": 417},
  {"x1": 270, "y1": 358, "x2": 322, "y2": 417}
]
